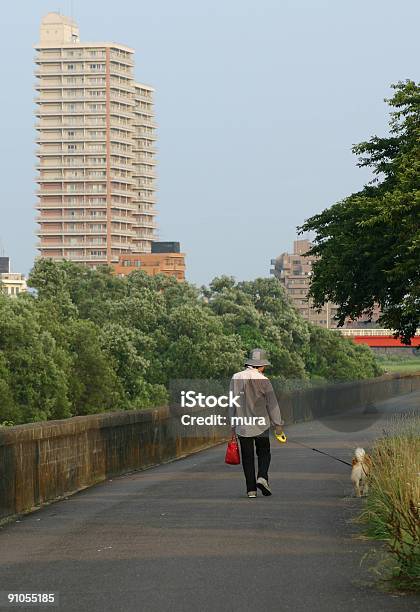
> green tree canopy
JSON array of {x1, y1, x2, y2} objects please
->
[
  {"x1": 0, "y1": 260, "x2": 383, "y2": 425},
  {"x1": 299, "y1": 80, "x2": 420, "y2": 344}
]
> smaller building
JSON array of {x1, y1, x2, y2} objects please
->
[
  {"x1": 114, "y1": 244, "x2": 186, "y2": 281},
  {"x1": 1, "y1": 273, "x2": 27, "y2": 297}
]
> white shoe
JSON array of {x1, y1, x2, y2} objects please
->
[
  {"x1": 247, "y1": 491, "x2": 257, "y2": 498},
  {"x1": 256, "y1": 477, "x2": 272, "y2": 496}
]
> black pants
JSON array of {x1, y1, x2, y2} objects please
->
[{"x1": 238, "y1": 430, "x2": 271, "y2": 492}]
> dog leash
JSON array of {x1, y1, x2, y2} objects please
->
[{"x1": 286, "y1": 437, "x2": 353, "y2": 467}]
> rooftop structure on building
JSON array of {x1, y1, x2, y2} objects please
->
[
  {"x1": 0, "y1": 257, "x2": 10, "y2": 274},
  {"x1": 35, "y1": 12, "x2": 157, "y2": 267},
  {"x1": 151, "y1": 241, "x2": 180, "y2": 254}
]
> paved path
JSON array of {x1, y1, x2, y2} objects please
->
[{"x1": 0, "y1": 392, "x2": 419, "y2": 612}]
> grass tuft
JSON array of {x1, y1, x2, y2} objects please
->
[{"x1": 360, "y1": 413, "x2": 420, "y2": 591}]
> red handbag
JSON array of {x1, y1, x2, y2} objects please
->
[{"x1": 225, "y1": 435, "x2": 240, "y2": 465}]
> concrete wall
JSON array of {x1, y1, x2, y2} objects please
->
[{"x1": 1, "y1": 372, "x2": 419, "y2": 524}]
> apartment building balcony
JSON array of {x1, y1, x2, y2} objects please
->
[
  {"x1": 132, "y1": 219, "x2": 157, "y2": 229},
  {"x1": 37, "y1": 175, "x2": 107, "y2": 183},
  {"x1": 62, "y1": 254, "x2": 109, "y2": 262},
  {"x1": 36, "y1": 160, "x2": 107, "y2": 170},
  {"x1": 38, "y1": 239, "x2": 109, "y2": 248},
  {"x1": 36, "y1": 147, "x2": 67, "y2": 155},
  {"x1": 34, "y1": 67, "x2": 65, "y2": 76},
  {"x1": 36, "y1": 214, "x2": 108, "y2": 223},
  {"x1": 38, "y1": 227, "x2": 108, "y2": 235},
  {"x1": 108, "y1": 173, "x2": 135, "y2": 183},
  {"x1": 34, "y1": 94, "x2": 64, "y2": 102},
  {"x1": 135, "y1": 129, "x2": 156, "y2": 140},
  {"x1": 132, "y1": 168, "x2": 156, "y2": 178},
  {"x1": 37, "y1": 187, "x2": 107, "y2": 196},
  {"x1": 133, "y1": 117, "x2": 157, "y2": 128},
  {"x1": 110, "y1": 122, "x2": 135, "y2": 132},
  {"x1": 36, "y1": 241, "x2": 64, "y2": 248},
  {"x1": 109, "y1": 135, "x2": 135, "y2": 147},
  {"x1": 109, "y1": 79, "x2": 135, "y2": 93},
  {"x1": 132, "y1": 143, "x2": 157, "y2": 153},
  {"x1": 107, "y1": 187, "x2": 132, "y2": 198},
  {"x1": 36, "y1": 121, "x2": 82, "y2": 129},
  {"x1": 37, "y1": 146, "x2": 107, "y2": 155},
  {"x1": 35, "y1": 81, "x2": 63, "y2": 89},
  {"x1": 109, "y1": 50, "x2": 134, "y2": 64},
  {"x1": 133, "y1": 203, "x2": 157, "y2": 214},
  {"x1": 109, "y1": 64, "x2": 133, "y2": 79},
  {"x1": 111, "y1": 205, "x2": 137, "y2": 216},
  {"x1": 37, "y1": 138, "x2": 92, "y2": 146},
  {"x1": 109, "y1": 80, "x2": 134, "y2": 95},
  {"x1": 108, "y1": 228, "x2": 136, "y2": 237},
  {"x1": 36, "y1": 64, "x2": 106, "y2": 72},
  {"x1": 35, "y1": 52, "x2": 67, "y2": 61},
  {"x1": 109, "y1": 92, "x2": 135, "y2": 106},
  {"x1": 135, "y1": 91, "x2": 153, "y2": 103},
  {"x1": 35, "y1": 108, "x2": 67, "y2": 117},
  {"x1": 109, "y1": 108, "x2": 136, "y2": 120},
  {"x1": 135, "y1": 153, "x2": 156, "y2": 163},
  {"x1": 110, "y1": 147, "x2": 135, "y2": 158},
  {"x1": 109, "y1": 214, "x2": 134, "y2": 224},
  {"x1": 134, "y1": 194, "x2": 157, "y2": 203},
  {"x1": 108, "y1": 161, "x2": 134, "y2": 173},
  {"x1": 35, "y1": 201, "x2": 98, "y2": 210},
  {"x1": 37, "y1": 174, "x2": 64, "y2": 181}
]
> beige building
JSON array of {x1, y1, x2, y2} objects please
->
[
  {"x1": 271, "y1": 239, "x2": 381, "y2": 329},
  {"x1": 271, "y1": 239, "x2": 339, "y2": 328},
  {"x1": 35, "y1": 12, "x2": 157, "y2": 266},
  {"x1": 0, "y1": 273, "x2": 27, "y2": 297}
]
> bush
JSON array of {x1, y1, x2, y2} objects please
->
[{"x1": 361, "y1": 415, "x2": 420, "y2": 590}]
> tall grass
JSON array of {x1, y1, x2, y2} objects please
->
[{"x1": 361, "y1": 414, "x2": 420, "y2": 590}]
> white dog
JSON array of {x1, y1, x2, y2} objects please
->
[{"x1": 351, "y1": 447, "x2": 371, "y2": 497}]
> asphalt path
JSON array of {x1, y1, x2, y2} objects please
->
[{"x1": 0, "y1": 391, "x2": 419, "y2": 612}]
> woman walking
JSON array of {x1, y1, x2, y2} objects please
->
[{"x1": 229, "y1": 348, "x2": 284, "y2": 498}]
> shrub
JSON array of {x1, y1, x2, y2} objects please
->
[{"x1": 361, "y1": 415, "x2": 420, "y2": 590}]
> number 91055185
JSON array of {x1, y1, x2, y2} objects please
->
[{"x1": 0, "y1": 593, "x2": 57, "y2": 607}]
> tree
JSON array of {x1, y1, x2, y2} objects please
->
[
  {"x1": 163, "y1": 304, "x2": 244, "y2": 381},
  {"x1": 65, "y1": 319, "x2": 123, "y2": 415},
  {"x1": 299, "y1": 80, "x2": 420, "y2": 344},
  {"x1": 204, "y1": 276, "x2": 310, "y2": 379},
  {"x1": 305, "y1": 325, "x2": 382, "y2": 381},
  {"x1": 0, "y1": 295, "x2": 71, "y2": 423}
]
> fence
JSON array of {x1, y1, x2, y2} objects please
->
[{"x1": 1, "y1": 372, "x2": 419, "y2": 524}]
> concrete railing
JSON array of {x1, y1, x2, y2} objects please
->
[{"x1": 1, "y1": 372, "x2": 419, "y2": 524}]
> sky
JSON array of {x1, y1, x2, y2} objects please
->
[{"x1": 0, "y1": 0, "x2": 418, "y2": 286}]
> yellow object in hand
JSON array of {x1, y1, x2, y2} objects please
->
[{"x1": 275, "y1": 431, "x2": 287, "y2": 443}]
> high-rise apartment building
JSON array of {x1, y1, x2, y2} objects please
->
[
  {"x1": 271, "y1": 239, "x2": 339, "y2": 328},
  {"x1": 271, "y1": 239, "x2": 381, "y2": 329},
  {"x1": 35, "y1": 13, "x2": 157, "y2": 266}
]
